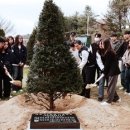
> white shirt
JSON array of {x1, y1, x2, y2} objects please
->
[{"x1": 78, "y1": 45, "x2": 104, "y2": 72}]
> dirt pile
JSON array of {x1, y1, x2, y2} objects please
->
[{"x1": 0, "y1": 94, "x2": 130, "y2": 130}]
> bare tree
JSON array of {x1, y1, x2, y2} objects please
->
[{"x1": 0, "y1": 17, "x2": 14, "y2": 35}]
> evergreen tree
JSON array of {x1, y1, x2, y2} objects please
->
[
  {"x1": 0, "y1": 17, "x2": 14, "y2": 34},
  {"x1": 64, "y1": 5, "x2": 97, "y2": 34},
  {"x1": 71, "y1": 12, "x2": 79, "y2": 31},
  {"x1": 26, "y1": 28, "x2": 37, "y2": 65},
  {"x1": 83, "y1": 5, "x2": 97, "y2": 34},
  {"x1": 104, "y1": 0, "x2": 130, "y2": 33},
  {"x1": 0, "y1": 29, "x2": 5, "y2": 37},
  {"x1": 27, "y1": 0, "x2": 82, "y2": 110}
]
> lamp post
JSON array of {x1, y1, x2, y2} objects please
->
[{"x1": 87, "y1": 15, "x2": 89, "y2": 35}]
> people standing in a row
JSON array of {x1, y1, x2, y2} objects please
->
[{"x1": 11, "y1": 35, "x2": 27, "y2": 92}]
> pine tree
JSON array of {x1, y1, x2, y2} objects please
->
[
  {"x1": 26, "y1": 28, "x2": 37, "y2": 65},
  {"x1": 0, "y1": 29, "x2": 5, "y2": 37},
  {"x1": 27, "y1": 0, "x2": 82, "y2": 110},
  {"x1": 104, "y1": 0, "x2": 130, "y2": 33}
]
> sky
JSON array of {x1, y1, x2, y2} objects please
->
[{"x1": 0, "y1": 0, "x2": 110, "y2": 36}]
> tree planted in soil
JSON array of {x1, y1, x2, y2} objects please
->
[{"x1": 27, "y1": 0, "x2": 82, "y2": 110}]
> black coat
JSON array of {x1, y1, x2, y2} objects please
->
[
  {"x1": 11, "y1": 44, "x2": 27, "y2": 64},
  {"x1": 104, "y1": 50, "x2": 120, "y2": 77},
  {"x1": 0, "y1": 50, "x2": 12, "y2": 77}
]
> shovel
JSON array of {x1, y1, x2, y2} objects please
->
[
  {"x1": 4, "y1": 66, "x2": 22, "y2": 87},
  {"x1": 86, "y1": 73, "x2": 104, "y2": 89}
]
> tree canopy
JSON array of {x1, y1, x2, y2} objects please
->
[{"x1": 27, "y1": 0, "x2": 82, "y2": 110}]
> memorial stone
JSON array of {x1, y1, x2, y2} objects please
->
[{"x1": 30, "y1": 113, "x2": 80, "y2": 129}]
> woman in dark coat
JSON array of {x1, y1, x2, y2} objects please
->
[
  {"x1": 101, "y1": 39, "x2": 120, "y2": 105},
  {"x1": 11, "y1": 35, "x2": 27, "y2": 92}
]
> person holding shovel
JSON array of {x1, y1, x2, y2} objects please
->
[
  {"x1": 75, "y1": 40, "x2": 104, "y2": 98},
  {"x1": 100, "y1": 39, "x2": 120, "y2": 105},
  {"x1": 0, "y1": 37, "x2": 12, "y2": 100}
]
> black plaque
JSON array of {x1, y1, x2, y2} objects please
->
[{"x1": 30, "y1": 113, "x2": 80, "y2": 129}]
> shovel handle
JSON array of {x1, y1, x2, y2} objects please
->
[
  {"x1": 94, "y1": 73, "x2": 104, "y2": 84},
  {"x1": 3, "y1": 66, "x2": 13, "y2": 80},
  {"x1": 7, "y1": 72, "x2": 13, "y2": 80}
]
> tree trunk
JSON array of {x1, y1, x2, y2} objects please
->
[{"x1": 49, "y1": 93, "x2": 54, "y2": 110}]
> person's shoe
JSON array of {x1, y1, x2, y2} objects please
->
[
  {"x1": 2, "y1": 97, "x2": 10, "y2": 100},
  {"x1": 114, "y1": 98, "x2": 121, "y2": 103},
  {"x1": 113, "y1": 97, "x2": 121, "y2": 102},
  {"x1": 98, "y1": 97, "x2": 103, "y2": 102},
  {"x1": 101, "y1": 101, "x2": 111, "y2": 106}
]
